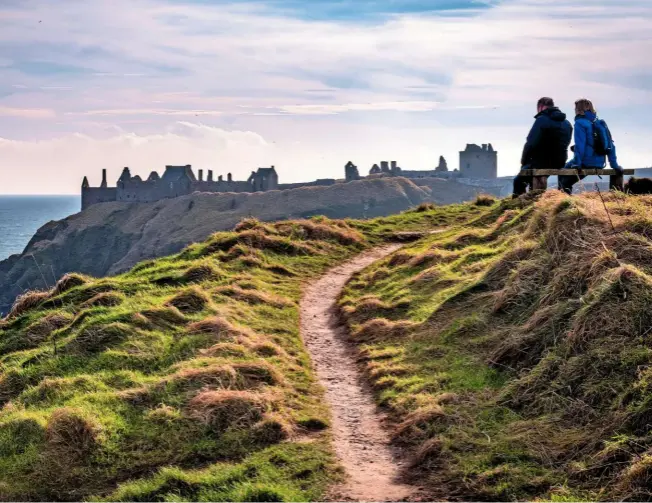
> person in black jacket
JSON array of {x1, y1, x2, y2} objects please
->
[{"x1": 512, "y1": 97, "x2": 573, "y2": 197}]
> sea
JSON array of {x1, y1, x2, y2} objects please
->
[{"x1": 0, "y1": 195, "x2": 80, "y2": 261}]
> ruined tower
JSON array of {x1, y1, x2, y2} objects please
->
[
  {"x1": 345, "y1": 161, "x2": 360, "y2": 182},
  {"x1": 435, "y1": 156, "x2": 448, "y2": 172},
  {"x1": 459, "y1": 144, "x2": 497, "y2": 179}
]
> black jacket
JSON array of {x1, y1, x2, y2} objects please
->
[{"x1": 521, "y1": 107, "x2": 573, "y2": 169}]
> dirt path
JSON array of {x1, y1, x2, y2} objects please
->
[{"x1": 301, "y1": 245, "x2": 418, "y2": 502}]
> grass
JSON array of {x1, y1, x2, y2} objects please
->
[
  {"x1": 0, "y1": 206, "x2": 479, "y2": 501},
  {"x1": 340, "y1": 191, "x2": 652, "y2": 501}
]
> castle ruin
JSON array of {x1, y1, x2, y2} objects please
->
[
  {"x1": 81, "y1": 143, "x2": 498, "y2": 210},
  {"x1": 82, "y1": 165, "x2": 279, "y2": 210},
  {"x1": 459, "y1": 143, "x2": 497, "y2": 179}
]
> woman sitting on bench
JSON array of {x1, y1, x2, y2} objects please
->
[{"x1": 559, "y1": 99, "x2": 623, "y2": 195}]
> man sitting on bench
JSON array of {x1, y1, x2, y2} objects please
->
[{"x1": 513, "y1": 97, "x2": 573, "y2": 197}]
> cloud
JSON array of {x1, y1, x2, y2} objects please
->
[
  {"x1": 0, "y1": 106, "x2": 55, "y2": 118},
  {"x1": 0, "y1": 0, "x2": 651, "y2": 193},
  {"x1": 0, "y1": 123, "x2": 274, "y2": 194},
  {"x1": 253, "y1": 101, "x2": 442, "y2": 115}
]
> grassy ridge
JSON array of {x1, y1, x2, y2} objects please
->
[
  {"x1": 341, "y1": 191, "x2": 652, "y2": 501},
  {"x1": 0, "y1": 206, "x2": 479, "y2": 502}
]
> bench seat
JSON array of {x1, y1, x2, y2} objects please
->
[
  {"x1": 517, "y1": 168, "x2": 635, "y2": 191},
  {"x1": 518, "y1": 169, "x2": 635, "y2": 176}
]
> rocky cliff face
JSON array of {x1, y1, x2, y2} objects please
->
[{"x1": 0, "y1": 177, "x2": 489, "y2": 314}]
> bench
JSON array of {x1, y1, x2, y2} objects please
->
[{"x1": 517, "y1": 169, "x2": 635, "y2": 191}]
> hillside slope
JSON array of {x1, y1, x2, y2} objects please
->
[
  {"x1": 0, "y1": 177, "x2": 487, "y2": 316},
  {"x1": 0, "y1": 204, "x2": 481, "y2": 501},
  {"x1": 340, "y1": 191, "x2": 652, "y2": 501}
]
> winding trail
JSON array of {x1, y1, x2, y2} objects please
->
[{"x1": 301, "y1": 245, "x2": 418, "y2": 502}]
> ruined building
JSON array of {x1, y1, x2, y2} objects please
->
[
  {"x1": 82, "y1": 165, "x2": 279, "y2": 210},
  {"x1": 459, "y1": 143, "x2": 497, "y2": 179},
  {"x1": 81, "y1": 143, "x2": 498, "y2": 210}
]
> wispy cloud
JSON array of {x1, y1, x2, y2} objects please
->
[
  {"x1": 0, "y1": 0, "x2": 651, "y2": 193},
  {"x1": 0, "y1": 106, "x2": 55, "y2": 118}
]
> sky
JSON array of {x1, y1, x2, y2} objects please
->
[{"x1": 0, "y1": 0, "x2": 651, "y2": 194}]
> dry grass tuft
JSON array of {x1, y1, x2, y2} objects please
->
[
  {"x1": 25, "y1": 312, "x2": 74, "y2": 344},
  {"x1": 410, "y1": 437, "x2": 444, "y2": 468},
  {"x1": 187, "y1": 316, "x2": 250, "y2": 341},
  {"x1": 414, "y1": 202, "x2": 436, "y2": 212},
  {"x1": 6, "y1": 290, "x2": 50, "y2": 320},
  {"x1": 352, "y1": 318, "x2": 416, "y2": 342},
  {"x1": 408, "y1": 251, "x2": 447, "y2": 269},
  {"x1": 187, "y1": 389, "x2": 270, "y2": 430},
  {"x1": 276, "y1": 220, "x2": 364, "y2": 246},
  {"x1": 165, "y1": 361, "x2": 282, "y2": 392},
  {"x1": 388, "y1": 251, "x2": 414, "y2": 267},
  {"x1": 474, "y1": 194, "x2": 497, "y2": 206},
  {"x1": 205, "y1": 229, "x2": 317, "y2": 257},
  {"x1": 82, "y1": 292, "x2": 124, "y2": 308},
  {"x1": 181, "y1": 263, "x2": 223, "y2": 284},
  {"x1": 52, "y1": 273, "x2": 89, "y2": 296},
  {"x1": 234, "y1": 217, "x2": 276, "y2": 234},
  {"x1": 214, "y1": 286, "x2": 293, "y2": 308},
  {"x1": 67, "y1": 322, "x2": 132, "y2": 354},
  {"x1": 140, "y1": 306, "x2": 187, "y2": 327},
  {"x1": 166, "y1": 287, "x2": 211, "y2": 314},
  {"x1": 251, "y1": 341, "x2": 286, "y2": 358},
  {"x1": 45, "y1": 408, "x2": 100, "y2": 458},
  {"x1": 395, "y1": 405, "x2": 447, "y2": 443},
  {"x1": 199, "y1": 343, "x2": 250, "y2": 358},
  {"x1": 252, "y1": 413, "x2": 294, "y2": 443}
]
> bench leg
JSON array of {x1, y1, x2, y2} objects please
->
[
  {"x1": 532, "y1": 176, "x2": 548, "y2": 191},
  {"x1": 610, "y1": 173, "x2": 624, "y2": 192}
]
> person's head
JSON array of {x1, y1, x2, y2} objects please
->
[
  {"x1": 575, "y1": 98, "x2": 596, "y2": 116},
  {"x1": 537, "y1": 97, "x2": 554, "y2": 114}
]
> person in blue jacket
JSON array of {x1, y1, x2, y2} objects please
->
[{"x1": 559, "y1": 99, "x2": 623, "y2": 195}]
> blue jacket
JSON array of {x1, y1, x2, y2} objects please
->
[{"x1": 566, "y1": 111, "x2": 619, "y2": 169}]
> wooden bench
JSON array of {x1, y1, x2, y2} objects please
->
[{"x1": 517, "y1": 169, "x2": 635, "y2": 191}]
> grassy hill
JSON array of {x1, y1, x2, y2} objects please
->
[
  {"x1": 4, "y1": 190, "x2": 652, "y2": 502},
  {"x1": 0, "y1": 205, "x2": 478, "y2": 502},
  {"x1": 340, "y1": 191, "x2": 652, "y2": 501}
]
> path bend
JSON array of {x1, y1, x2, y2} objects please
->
[{"x1": 301, "y1": 245, "x2": 418, "y2": 502}]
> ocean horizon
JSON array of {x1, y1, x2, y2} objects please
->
[{"x1": 0, "y1": 195, "x2": 79, "y2": 261}]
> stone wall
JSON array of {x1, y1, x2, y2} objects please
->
[{"x1": 82, "y1": 187, "x2": 117, "y2": 210}]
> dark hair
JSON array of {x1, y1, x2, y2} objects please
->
[{"x1": 537, "y1": 97, "x2": 554, "y2": 108}]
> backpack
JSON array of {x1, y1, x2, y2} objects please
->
[{"x1": 592, "y1": 118, "x2": 613, "y2": 156}]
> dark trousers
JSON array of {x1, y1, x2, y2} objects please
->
[
  {"x1": 558, "y1": 168, "x2": 590, "y2": 195},
  {"x1": 512, "y1": 165, "x2": 548, "y2": 197},
  {"x1": 512, "y1": 174, "x2": 532, "y2": 197}
]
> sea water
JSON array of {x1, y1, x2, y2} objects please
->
[{"x1": 0, "y1": 195, "x2": 79, "y2": 261}]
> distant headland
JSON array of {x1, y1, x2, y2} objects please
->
[{"x1": 82, "y1": 143, "x2": 498, "y2": 210}]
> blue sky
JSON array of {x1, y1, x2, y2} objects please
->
[{"x1": 0, "y1": 0, "x2": 650, "y2": 194}]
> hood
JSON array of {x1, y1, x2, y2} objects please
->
[
  {"x1": 536, "y1": 106, "x2": 567, "y2": 122},
  {"x1": 575, "y1": 110, "x2": 597, "y2": 122},
  {"x1": 584, "y1": 110, "x2": 597, "y2": 121}
]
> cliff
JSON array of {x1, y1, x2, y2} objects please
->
[{"x1": 0, "y1": 177, "x2": 488, "y2": 314}]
